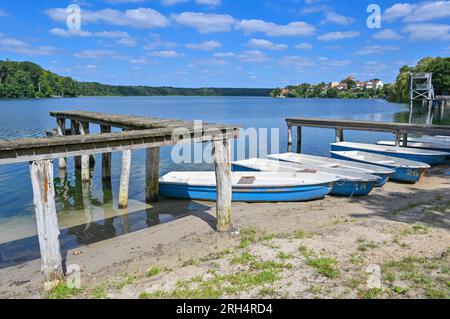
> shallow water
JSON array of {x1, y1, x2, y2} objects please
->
[{"x1": 0, "y1": 96, "x2": 447, "y2": 268}]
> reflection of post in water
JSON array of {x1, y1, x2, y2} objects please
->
[
  {"x1": 119, "y1": 209, "x2": 130, "y2": 234},
  {"x1": 55, "y1": 167, "x2": 71, "y2": 210},
  {"x1": 146, "y1": 206, "x2": 161, "y2": 227},
  {"x1": 81, "y1": 180, "x2": 94, "y2": 230}
]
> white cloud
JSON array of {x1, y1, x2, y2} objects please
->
[
  {"x1": 236, "y1": 19, "x2": 316, "y2": 37},
  {"x1": 322, "y1": 11, "x2": 354, "y2": 25},
  {"x1": 85, "y1": 64, "x2": 97, "y2": 69},
  {"x1": 213, "y1": 52, "x2": 236, "y2": 57},
  {"x1": 172, "y1": 12, "x2": 235, "y2": 33},
  {"x1": 355, "y1": 45, "x2": 399, "y2": 55},
  {"x1": 238, "y1": 50, "x2": 270, "y2": 63},
  {"x1": 384, "y1": 1, "x2": 450, "y2": 23},
  {"x1": 74, "y1": 49, "x2": 125, "y2": 59},
  {"x1": 95, "y1": 31, "x2": 131, "y2": 38},
  {"x1": 0, "y1": 34, "x2": 58, "y2": 56},
  {"x1": 161, "y1": 0, "x2": 189, "y2": 6},
  {"x1": 117, "y1": 37, "x2": 137, "y2": 47},
  {"x1": 50, "y1": 28, "x2": 93, "y2": 37},
  {"x1": 295, "y1": 42, "x2": 313, "y2": 49},
  {"x1": 129, "y1": 57, "x2": 149, "y2": 64},
  {"x1": 196, "y1": 0, "x2": 222, "y2": 6},
  {"x1": 46, "y1": 7, "x2": 169, "y2": 29},
  {"x1": 105, "y1": 0, "x2": 147, "y2": 3},
  {"x1": 278, "y1": 56, "x2": 315, "y2": 69},
  {"x1": 318, "y1": 57, "x2": 351, "y2": 67},
  {"x1": 148, "y1": 50, "x2": 185, "y2": 57},
  {"x1": 403, "y1": 23, "x2": 450, "y2": 41},
  {"x1": 186, "y1": 40, "x2": 222, "y2": 50},
  {"x1": 248, "y1": 38, "x2": 287, "y2": 51},
  {"x1": 318, "y1": 31, "x2": 360, "y2": 41},
  {"x1": 0, "y1": 9, "x2": 8, "y2": 17},
  {"x1": 373, "y1": 29, "x2": 402, "y2": 40}
]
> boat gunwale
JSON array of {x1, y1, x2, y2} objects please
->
[{"x1": 331, "y1": 141, "x2": 449, "y2": 156}]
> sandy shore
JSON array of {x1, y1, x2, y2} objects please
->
[{"x1": 1, "y1": 166, "x2": 449, "y2": 299}]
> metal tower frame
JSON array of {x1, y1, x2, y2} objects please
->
[{"x1": 410, "y1": 72, "x2": 435, "y2": 101}]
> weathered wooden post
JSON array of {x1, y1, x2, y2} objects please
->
[
  {"x1": 296, "y1": 126, "x2": 302, "y2": 153},
  {"x1": 335, "y1": 128, "x2": 344, "y2": 143},
  {"x1": 395, "y1": 132, "x2": 401, "y2": 147},
  {"x1": 146, "y1": 147, "x2": 160, "y2": 203},
  {"x1": 71, "y1": 120, "x2": 81, "y2": 169},
  {"x1": 402, "y1": 134, "x2": 408, "y2": 147},
  {"x1": 100, "y1": 125, "x2": 112, "y2": 180},
  {"x1": 56, "y1": 118, "x2": 67, "y2": 170},
  {"x1": 78, "y1": 122, "x2": 90, "y2": 182},
  {"x1": 287, "y1": 125, "x2": 293, "y2": 152},
  {"x1": 212, "y1": 137, "x2": 232, "y2": 232},
  {"x1": 118, "y1": 150, "x2": 132, "y2": 209},
  {"x1": 29, "y1": 160, "x2": 63, "y2": 290}
]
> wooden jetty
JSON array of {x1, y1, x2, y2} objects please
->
[
  {"x1": 286, "y1": 117, "x2": 450, "y2": 152},
  {"x1": 0, "y1": 110, "x2": 240, "y2": 289}
]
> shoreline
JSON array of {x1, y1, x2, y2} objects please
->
[{"x1": 1, "y1": 165, "x2": 448, "y2": 299}]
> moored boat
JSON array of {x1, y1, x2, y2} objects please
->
[
  {"x1": 330, "y1": 142, "x2": 448, "y2": 165},
  {"x1": 232, "y1": 158, "x2": 381, "y2": 197},
  {"x1": 267, "y1": 152, "x2": 394, "y2": 187},
  {"x1": 159, "y1": 171, "x2": 338, "y2": 202},
  {"x1": 330, "y1": 151, "x2": 430, "y2": 183},
  {"x1": 376, "y1": 140, "x2": 450, "y2": 153}
]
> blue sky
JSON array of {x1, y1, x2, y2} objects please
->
[{"x1": 0, "y1": 0, "x2": 449, "y2": 87}]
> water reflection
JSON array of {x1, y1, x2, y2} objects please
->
[{"x1": 394, "y1": 101, "x2": 450, "y2": 126}]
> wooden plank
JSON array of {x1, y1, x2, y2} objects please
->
[
  {"x1": 118, "y1": 150, "x2": 131, "y2": 209},
  {"x1": 71, "y1": 120, "x2": 81, "y2": 169},
  {"x1": 287, "y1": 125, "x2": 293, "y2": 153},
  {"x1": 395, "y1": 132, "x2": 401, "y2": 147},
  {"x1": 29, "y1": 160, "x2": 63, "y2": 289},
  {"x1": 146, "y1": 147, "x2": 160, "y2": 203},
  {"x1": 100, "y1": 126, "x2": 112, "y2": 180},
  {"x1": 296, "y1": 126, "x2": 302, "y2": 154},
  {"x1": 56, "y1": 119, "x2": 67, "y2": 170},
  {"x1": 213, "y1": 138, "x2": 232, "y2": 232}
]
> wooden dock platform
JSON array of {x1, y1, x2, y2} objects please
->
[
  {"x1": 286, "y1": 117, "x2": 450, "y2": 152},
  {"x1": 0, "y1": 110, "x2": 240, "y2": 289}
]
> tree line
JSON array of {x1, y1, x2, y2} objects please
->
[{"x1": 0, "y1": 60, "x2": 272, "y2": 98}]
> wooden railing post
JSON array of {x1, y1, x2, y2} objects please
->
[
  {"x1": 146, "y1": 147, "x2": 160, "y2": 203},
  {"x1": 296, "y1": 126, "x2": 302, "y2": 154},
  {"x1": 78, "y1": 122, "x2": 90, "y2": 182},
  {"x1": 287, "y1": 125, "x2": 293, "y2": 152},
  {"x1": 119, "y1": 150, "x2": 132, "y2": 209},
  {"x1": 402, "y1": 134, "x2": 408, "y2": 147},
  {"x1": 29, "y1": 160, "x2": 63, "y2": 290},
  {"x1": 70, "y1": 120, "x2": 81, "y2": 169},
  {"x1": 212, "y1": 138, "x2": 232, "y2": 232},
  {"x1": 56, "y1": 118, "x2": 67, "y2": 169},
  {"x1": 100, "y1": 125, "x2": 112, "y2": 180},
  {"x1": 335, "y1": 128, "x2": 344, "y2": 143},
  {"x1": 395, "y1": 132, "x2": 401, "y2": 147}
]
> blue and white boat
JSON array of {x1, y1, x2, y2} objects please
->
[
  {"x1": 376, "y1": 140, "x2": 450, "y2": 153},
  {"x1": 330, "y1": 151, "x2": 430, "y2": 183},
  {"x1": 159, "y1": 171, "x2": 338, "y2": 202},
  {"x1": 232, "y1": 158, "x2": 381, "y2": 197},
  {"x1": 267, "y1": 152, "x2": 394, "y2": 187},
  {"x1": 331, "y1": 142, "x2": 448, "y2": 165}
]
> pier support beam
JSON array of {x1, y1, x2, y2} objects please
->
[
  {"x1": 395, "y1": 132, "x2": 401, "y2": 147},
  {"x1": 335, "y1": 129, "x2": 344, "y2": 143},
  {"x1": 212, "y1": 138, "x2": 232, "y2": 232},
  {"x1": 287, "y1": 125, "x2": 293, "y2": 152},
  {"x1": 296, "y1": 126, "x2": 302, "y2": 154},
  {"x1": 146, "y1": 147, "x2": 160, "y2": 203},
  {"x1": 71, "y1": 120, "x2": 81, "y2": 169},
  {"x1": 56, "y1": 119, "x2": 67, "y2": 170},
  {"x1": 78, "y1": 122, "x2": 90, "y2": 182},
  {"x1": 402, "y1": 134, "x2": 408, "y2": 147},
  {"x1": 29, "y1": 160, "x2": 63, "y2": 290},
  {"x1": 118, "y1": 150, "x2": 132, "y2": 209},
  {"x1": 100, "y1": 125, "x2": 112, "y2": 180}
]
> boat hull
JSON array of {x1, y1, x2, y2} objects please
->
[
  {"x1": 330, "y1": 144, "x2": 447, "y2": 165},
  {"x1": 159, "y1": 182, "x2": 333, "y2": 202},
  {"x1": 330, "y1": 153, "x2": 426, "y2": 183},
  {"x1": 233, "y1": 164, "x2": 375, "y2": 197}
]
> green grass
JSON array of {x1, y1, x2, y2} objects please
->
[
  {"x1": 147, "y1": 267, "x2": 163, "y2": 278},
  {"x1": 258, "y1": 287, "x2": 277, "y2": 298},
  {"x1": 91, "y1": 286, "x2": 108, "y2": 299},
  {"x1": 294, "y1": 230, "x2": 312, "y2": 239},
  {"x1": 231, "y1": 252, "x2": 255, "y2": 265},
  {"x1": 306, "y1": 257, "x2": 340, "y2": 279},
  {"x1": 114, "y1": 275, "x2": 135, "y2": 290},
  {"x1": 360, "y1": 288, "x2": 383, "y2": 299},
  {"x1": 46, "y1": 283, "x2": 82, "y2": 299},
  {"x1": 239, "y1": 227, "x2": 259, "y2": 248},
  {"x1": 139, "y1": 291, "x2": 151, "y2": 299},
  {"x1": 277, "y1": 251, "x2": 293, "y2": 260},
  {"x1": 357, "y1": 239, "x2": 379, "y2": 252},
  {"x1": 182, "y1": 258, "x2": 199, "y2": 267}
]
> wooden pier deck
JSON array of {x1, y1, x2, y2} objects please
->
[
  {"x1": 0, "y1": 110, "x2": 240, "y2": 289},
  {"x1": 286, "y1": 117, "x2": 450, "y2": 152}
]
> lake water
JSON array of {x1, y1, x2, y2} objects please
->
[{"x1": 0, "y1": 96, "x2": 447, "y2": 268}]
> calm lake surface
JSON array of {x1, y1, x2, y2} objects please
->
[{"x1": 0, "y1": 96, "x2": 447, "y2": 268}]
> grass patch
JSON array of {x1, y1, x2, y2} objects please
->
[
  {"x1": 357, "y1": 239, "x2": 379, "y2": 252},
  {"x1": 258, "y1": 287, "x2": 277, "y2": 298},
  {"x1": 277, "y1": 251, "x2": 293, "y2": 260},
  {"x1": 91, "y1": 286, "x2": 108, "y2": 299},
  {"x1": 360, "y1": 288, "x2": 383, "y2": 299},
  {"x1": 46, "y1": 283, "x2": 82, "y2": 299},
  {"x1": 182, "y1": 258, "x2": 199, "y2": 267},
  {"x1": 114, "y1": 275, "x2": 135, "y2": 290},
  {"x1": 147, "y1": 267, "x2": 163, "y2": 278},
  {"x1": 294, "y1": 230, "x2": 312, "y2": 239},
  {"x1": 306, "y1": 257, "x2": 340, "y2": 279},
  {"x1": 231, "y1": 252, "x2": 255, "y2": 265}
]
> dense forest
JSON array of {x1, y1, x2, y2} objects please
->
[
  {"x1": 387, "y1": 57, "x2": 450, "y2": 103},
  {"x1": 0, "y1": 60, "x2": 272, "y2": 98}
]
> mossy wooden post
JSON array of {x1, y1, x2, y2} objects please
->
[
  {"x1": 212, "y1": 138, "x2": 232, "y2": 232},
  {"x1": 119, "y1": 150, "x2": 132, "y2": 209},
  {"x1": 146, "y1": 147, "x2": 160, "y2": 203},
  {"x1": 56, "y1": 118, "x2": 67, "y2": 170},
  {"x1": 71, "y1": 120, "x2": 81, "y2": 169},
  {"x1": 100, "y1": 125, "x2": 112, "y2": 180},
  {"x1": 29, "y1": 160, "x2": 63, "y2": 290},
  {"x1": 402, "y1": 134, "x2": 408, "y2": 147},
  {"x1": 78, "y1": 122, "x2": 90, "y2": 182},
  {"x1": 335, "y1": 128, "x2": 344, "y2": 143},
  {"x1": 296, "y1": 126, "x2": 302, "y2": 153},
  {"x1": 287, "y1": 125, "x2": 293, "y2": 152}
]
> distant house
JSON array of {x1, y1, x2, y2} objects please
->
[
  {"x1": 329, "y1": 82, "x2": 339, "y2": 88},
  {"x1": 281, "y1": 88, "x2": 290, "y2": 95},
  {"x1": 372, "y1": 79, "x2": 384, "y2": 89},
  {"x1": 337, "y1": 83, "x2": 348, "y2": 90},
  {"x1": 356, "y1": 81, "x2": 366, "y2": 89}
]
